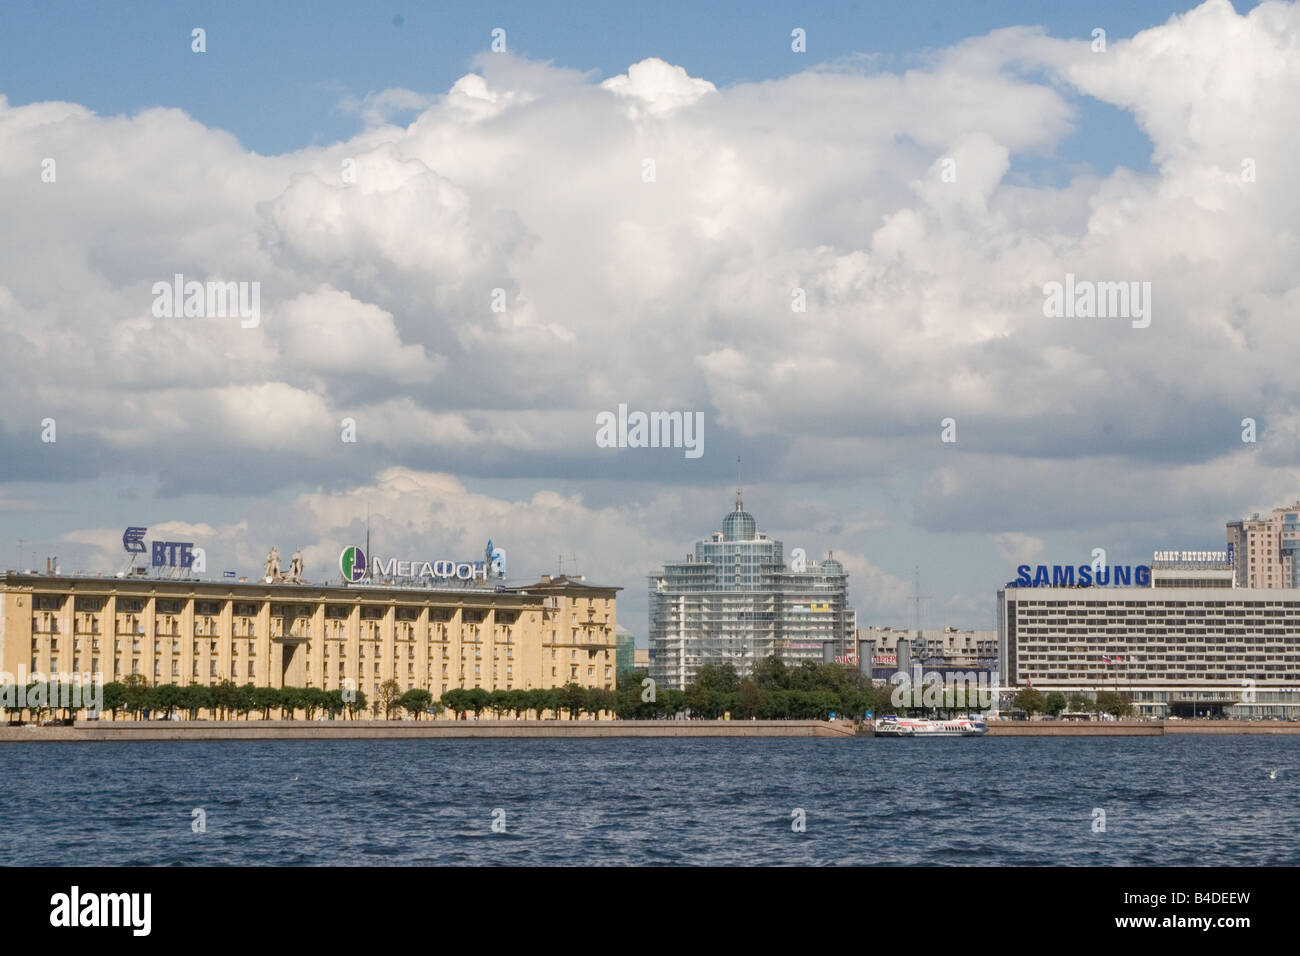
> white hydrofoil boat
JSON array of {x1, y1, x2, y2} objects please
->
[{"x1": 873, "y1": 715, "x2": 988, "y2": 737}]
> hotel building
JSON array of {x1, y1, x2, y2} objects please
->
[
  {"x1": 997, "y1": 569, "x2": 1300, "y2": 718},
  {"x1": 0, "y1": 569, "x2": 619, "y2": 714},
  {"x1": 648, "y1": 494, "x2": 854, "y2": 689}
]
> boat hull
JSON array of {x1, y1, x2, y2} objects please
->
[{"x1": 873, "y1": 718, "x2": 987, "y2": 738}]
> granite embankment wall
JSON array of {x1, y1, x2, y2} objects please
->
[
  {"x1": 2, "y1": 719, "x2": 1296, "y2": 742},
  {"x1": 0, "y1": 718, "x2": 858, "y2": 742},
  {"x1": 986, "y1": 720, "x2": 1300, "y2": 736}
]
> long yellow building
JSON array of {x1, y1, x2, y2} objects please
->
[{"x1": 0, "y1": 571, "x2": 619, "y2": 712}]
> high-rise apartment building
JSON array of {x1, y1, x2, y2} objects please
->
[
  {"x1": 648, "y1": 494, "x2": 853, "y2": 689},
  {"x1": 1226, "y1": 501, "x2": 1300, "y2": 588}
]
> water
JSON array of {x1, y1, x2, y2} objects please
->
[{"x1": 2, "y1": 736, "x2": 1297, "y2": 865}]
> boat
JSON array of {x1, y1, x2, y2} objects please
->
[{"x1": 873, "y1": 715, "x2": 988, "y2": 737}]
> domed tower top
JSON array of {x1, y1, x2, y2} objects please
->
[{"x1": 722, "y1": 488, "x2": 757, "y2": 541}]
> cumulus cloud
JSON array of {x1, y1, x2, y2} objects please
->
[
  {"x1": 3, "y1": 2, "x2": 1300, "y2": 630},
  {"x1": 993, "y1": 532, "x2": 1046, "y2": 565}
]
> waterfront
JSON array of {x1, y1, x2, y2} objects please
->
[{"x1": 2, "y1": 737, "x2": 1297, "y2": 866}]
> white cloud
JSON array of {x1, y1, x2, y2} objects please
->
[{"x1": 4, "y1": 3, "x2": 1300, "y2": 630}]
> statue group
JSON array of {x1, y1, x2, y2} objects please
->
[{"x1": 264, "y1": 547, "x2": 305, "y2": 584}]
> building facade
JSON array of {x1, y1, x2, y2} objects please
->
[
  {"x1": 998, "y1": 584, "x2": 1300, "y2": 718},
  {"x1": 1227, "y1": 501, "x2": 1300, "y2": 588},
  {"x1": 856, "y1": 626, "x2": 998, "y2": 683},
  {"x1": 0, "y1": 570, "x2": 618, "y2": 716},
  {"x1": 648, "y1": 495, "x2": 854, "y2": 689}
]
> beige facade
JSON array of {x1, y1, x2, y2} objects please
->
[
  {"x1": 1227, "y1": 501, "x2": 1300, "y2": 588},
  {"x1": 0, "y1": 571, "x2": 618, "y2": 710}
]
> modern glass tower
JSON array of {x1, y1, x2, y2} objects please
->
[{"x1": 648, "y1": 493, "x2": 853, "y2": 689}]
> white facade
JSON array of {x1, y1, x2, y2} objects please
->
[{"x1": 998, "y1": 586, "x2": 1300, "y2": 717}]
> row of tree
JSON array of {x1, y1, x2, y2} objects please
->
[
  {"x1": 4, "y1": 675, "x2": 621, "y2": 722},
  {"x1": 614, "y1": 658, "x2": 899, "y2": 720},
  {"x1": 1011, "y1": 688, "x2": 1135, "y2": 718},
  {"x1": 4, "y1": 665, "x2": 1136, "y2": 723}
]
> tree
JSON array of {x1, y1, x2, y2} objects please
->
[
  {"x1": 1013, "y1": 687, "x2": 1045, "y2": 718},
  {"x1": 1096, "y1": 690, "x2": 1134, "y2": 718},
  {"x1": 151, "y1": 684, "x2": 184, "y2": 720},
  {"x1": 299, "y1": 687, "x2": 327, "y2": 720},
  {"x1": 614, "y1": 669, "x2": 655, "y2": 719},
  {"x1": 179, "y1": 683, "x2": 212, "y2": 720},
  {"x1": 1044, "y1": 691, "x2": 1067, "y2": 717},
  {"x1": 102, "y1": 681, "x2": 127, "y2": 720},
  {"x1": 1067, "y1": 692, "x2": 1092, "y2": 713},
  {"x1": 465, "y1": 687, "x2": 491, "y2": 719},
  {"x1": 234, "y1": 683, "x2": 257, "y2": 720},
  {"x1": 587, "y1": 687, "x2": 616, "y2": 718},
  {"x1": 560, "y1": 682, "x2": 588, "y2": 720},
  {"x1": 211, "y1": 680, "x2": 240, "y2": 720},
  {"x1": 441, "y1": 688, "x2": 471, "y2": 719},
  {"x1": 377, "y1": 679, "x2": 403, "y2": 719},
  {"x1": 752, "y1": 655, "x2": 790, "y2": 691},
  {"x1": 122, "y1": 674, "x2": 151, "y2": 719},
  {"x1": 400, "y1": 689, "x2": 433, "y2": 720},
  {"x1": 251, "y1": 685, "x2": 279, "y2": 719},
  {"x1": 279, "y1": 685, "x2": 304, "y2": 720},
  {"x1": 322, "y1": 689, "x2": 346, "y2": 720},
  {"x1": 345, "y1": 689, "x2": 368, "y2": 720}
]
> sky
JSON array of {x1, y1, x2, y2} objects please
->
[{"x1": 2, "y1": 0, "x2": 1297, "y2": 639}]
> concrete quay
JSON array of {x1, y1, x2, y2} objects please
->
[
  {"x1": 985, "y1": 719, "x2": 1300, "y2": 736},
  {"x1": 0, "y1": 718, "x2": 858, "y2": 742}
]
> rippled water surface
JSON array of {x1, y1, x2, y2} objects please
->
[{"x1": 2, "y1": 737, "x2": 1297, "y2": 865}]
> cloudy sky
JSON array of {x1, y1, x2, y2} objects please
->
[{"x1": 2, "y1": 0, "x2": 1298, "y2": 637}]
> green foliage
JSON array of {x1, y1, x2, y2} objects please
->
[
  {"x1": 102, "y1": 681, "x2": 127, "y2": 718},
  {"x1": 1095, "y1": 690, "x2": 1135, "y2": 718},
  {"x1": 1013, "y1": 687, "x2": 1046, "y2": 716},
  {"x1": 1044, "y1": 691, "x2": 1067, "y2": 717},
  {"x1": 122, "y1": 674, "x2": 151, "y2": 717},
  {"x1": 345, "y1": 689, "x2": 367, "y2": 719},
  {"x1": 400, "y1": 688, "x2": 433, "y2": 719},
  {"x1": 672, "y1": 656, "x2": 887, "y2": 720},
  {"x1": 150, "y1": 684, "x2": 184, "y2": 719},
  {"x1": 560, "y1": 682, "x2": 588, "y2": 719}
]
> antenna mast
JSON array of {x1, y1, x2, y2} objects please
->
[{"x1": 911, "y1": 566, "x2": 931, "y2": 635}]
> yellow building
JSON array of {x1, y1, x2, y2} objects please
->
[{"x1": 0, "y1": 570, "x2": 619, "y2": 714}]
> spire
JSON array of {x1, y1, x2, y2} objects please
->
[{"x1": 735, "y1": 455, "x2": 743, "y2": 511}]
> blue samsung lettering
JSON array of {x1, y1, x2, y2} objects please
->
[
  {"x1": 1052, "y1": 565, "x2": 1074, "y2": 587},
  {"x1": 1015, "y1": 565, "x2": 1032, "y2": 586},
  {"x1": 1077, "y1": 565, "x2": 1093, "y2": 586},
  {"x1": 1114, "y1": 566, "x2": 1131, "y2": 586},
  {"x1": 1032, "y1": 565, "x2": 1050, "y2": 587}
]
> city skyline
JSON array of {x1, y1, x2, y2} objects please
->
[{"x1": 3, "y1": 0, "x2": 1297, "y2": 641}]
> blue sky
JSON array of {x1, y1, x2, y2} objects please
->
[
  {"x1": 1, "y1": 0, "x2": 1294, "y2": 636},
  {"x1": 2, "y1": 0, "x2": 1230, "y2": 162}
]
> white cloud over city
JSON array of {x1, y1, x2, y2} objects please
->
[{"x1": 2, "y1": 0, "x2": 1299, "y2": 631}]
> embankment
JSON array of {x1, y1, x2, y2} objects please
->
[{"x1": 0, "y1": 718, "x2": 858, "y2": 742}]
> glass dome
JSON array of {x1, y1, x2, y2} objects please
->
[{"x1": 722, "y1": 494, "x2": 757, "y2": 541}]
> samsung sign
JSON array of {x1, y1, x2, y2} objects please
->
[{"x1": 1013, "y1": 564, "x2": 1151, "y2": 588}]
